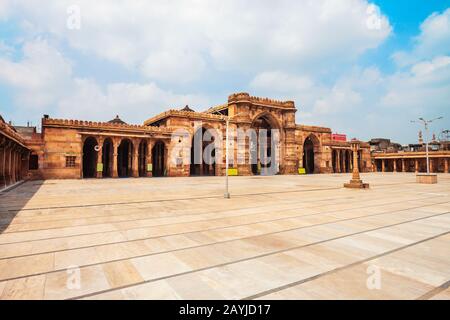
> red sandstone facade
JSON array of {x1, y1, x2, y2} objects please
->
[
  {"x1": 2, "y1": 92, "x2": 374, "y2": 185},
  {"x1": 0, "y1": 116, "x2": 30, "y2": 190}
]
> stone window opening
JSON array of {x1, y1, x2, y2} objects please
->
[{"x1": 66, "y1": 156, "x2": 76, "y2": 168}]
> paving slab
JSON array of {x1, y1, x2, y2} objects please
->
[{"x1": 0, "y1": 173, "x2": 449, "y2": 300}]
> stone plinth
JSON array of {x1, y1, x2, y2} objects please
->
[
  {"x1": 416, "y1": 174, "x2": 437, "y2": 184},
  {"x1": 344, "y1": 179, "x2": 369, "y2": 189},
  {"x1": 344, "y1": 139, "x2": 369, "y2": 189}
]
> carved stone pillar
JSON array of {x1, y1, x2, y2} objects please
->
[
  {"x1": 11, "y1": 149, "x2": 16, "y2": 183},
  {"x1": 401, "y1": 159, "x2": 406, "y2": 172},
  {"x1": 429, "y1": 158, "x2": 434, "y2": 173},
  {"x1": 96, "y1": 137, "x2": 103, "y2": 178},
  {"x1": 344, "y1": 140, "x2": 369, "y2": 188},
  {"x1": 336, "y1": 150, "x2": 341, "y2": 173},
  {"x1": 393, "y1": 160, "x2": 397, "y2": 172},
  {"x1": 342, "y1": 150, "x2": 347, "y2": 173},
  {"x1": 415, "y1": 159, "x2": 419, "y2": 173},
  {"x1": 4, "y1": 145, "x2": 10, "y2": 187},
  {"x1": 445, "y1": 158, "x2": 449, "y2": 173},
  {"x1": 0, "y1": 145, "x2": 5, "y2": 188},
  {"x1": 132, "y1": 140, "x2": 139, "y2": 178},
  {"x1": 10, "y1": 147, "x2": 15, "y2": 184},
  {"x1": 382, "y1": 159, "x2": 385, "y2": 172},
  {"x1": 112, "y1": 140, "x2": 119, "y2": 178}
]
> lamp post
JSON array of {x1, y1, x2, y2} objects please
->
[
  {"x1": 411, "y1": 117, "x2": 443, "y2": 174},
  {"x1": 224, "y1": 112, "x2": 245, "y2": 199}
]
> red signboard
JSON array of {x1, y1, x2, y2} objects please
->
[{"x1": 332, "y1": 133, "x2": 347, "y2": 141}]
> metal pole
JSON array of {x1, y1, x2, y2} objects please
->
[{"x1": 224, "y1": 118, "x2": 230, "y2": 198}]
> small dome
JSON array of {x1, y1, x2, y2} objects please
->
[
  {"x1": 108, "y1": 115, "x2": 127, "y2": 125},
  {"x1": 180, "y1": 105, "x2": 195, "y2": 112}
]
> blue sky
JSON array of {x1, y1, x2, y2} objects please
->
[{"x1": 0, "y1": 0, "x2": 449, "y2": 144}]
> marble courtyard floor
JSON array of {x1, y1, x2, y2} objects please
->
[{"x1": 0, "y1": 173, "x2": 449, "y2": 300}]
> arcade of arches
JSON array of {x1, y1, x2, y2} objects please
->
[
  {"x1": 81, "y1": 136, "x2": 167, "y2": 179},
  {"x1": 373, "y1": 156, "x2": 450, "y2": 173}
]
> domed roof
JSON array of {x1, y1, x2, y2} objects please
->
[
  {"x1": 108, "y1": 115, "x2": 127, "y2": 125},
  {"x1": 180, "y1": 105, "x2": 195, "y2": 112}
]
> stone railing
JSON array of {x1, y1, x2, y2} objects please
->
[
  {"x1": 43, "y1": 118, "x2": 174, "y2": 134},
  {"x1": 144, "y1": 109, "x2": 225, "y2": 125},
  {"x1": 0, "y1": 118, "x2": 28, "y2": 146},
  {"x1": 372, "y1": 150, "x2": 450, "y2": 158},
  {"x1": 228, "y1": 92, "x2": 295, "y2": 108},
  {"x1": 205, "y1": 103, "x2": 228, "y2": 114},
  {"x1": 297, "y1": 124, "x2": 332, "y2": 134}
]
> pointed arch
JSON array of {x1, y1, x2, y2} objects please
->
[
  {"x1": 102, "y1": 138, "x2": 114, "y2": 178},
  {"x1": 190, "y1": 125, "x2": 219, "y2": 176},
  {"x1": 117, "y1": 139, "x2": 133, "y2": 177},
  {"x1": 138, "y1": 140, "x2": 148, "y2": 177},
  {"x1": 152, "y1": 140, "x2": 166, "y2": 177},
  {"x1": 82, "y1": 136, "x2": 98, "y2": 178},
  {"x1": 302, "y1": 134, "x2": 320, "y2": 174},
  {"x1": 250, "y1": 112, "x2": 282, "y2": 175}
]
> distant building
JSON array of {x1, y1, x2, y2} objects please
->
[
  {"x1": 369, "y1": 138, "x2": 402, "y2": 153},
  {"x1": 370, "y1": 131, "x2": 450, "y2": 173}
]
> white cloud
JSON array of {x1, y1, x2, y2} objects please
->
[
  {"x1": 141, "y1": 50, "x2": 206, "y2": 83},
  {"x1": 248, "y1": 55, "x2": 449, "y2": 143},
  {"x1": 0, "y1": 40, "x2": 14, "y2": 56},
  {"x1": 0, "y1": 39, "x2": 72, "y2": 108},
  {"x1": 381, "y1": 56, "x2": 450, "y2": 110},
  {"x1": 56, "y1": 80, "x2": 210, "y2": 123},
  {"x1": 415, "y1": 8, "x2": 450, "y2": 57},
  {"x1": 0, "y1": 0, "x2": 11, "y2": 20},
  {"x1": 392, "y1": 8, "x2": 450, "y2": 66},
  {"x1": 2, "y1": 0, "x2": 391, "y2": 83},
  {"x1": 250, "y1": 71, "x2": 313, "y2": 92},
  {"x1": 0, "y1": 40, "x2": 209, "y2": 123}
]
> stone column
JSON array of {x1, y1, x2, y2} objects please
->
[
  {"x1": 352, "y1": 148, "x2": 359, "y2": 179},
  {"x1": 96, "y1": 137, "x2": 103, "y2": 178},
  {"x1": 8, "y1": 147, "x2": 13, "y2": 185},
  {"x1": 382, "y1": 159, "x2": 385, "y2": 172},
  {"x1": 445, "y1": 158, "x2": 449, "y2": 173},
  {"x1": 350, "y1": 152, "x2": 353, "y2": 172},
  {"x1": 401, "y1": 159, "x2": 406, "y2": 172},
  {"x1": 132, "y1": 140, "x2": 139, "y2": 178},
  {"x1": 344, "y1": 140, "x2": 369, "y2": 188},
  {"x1": 3, "y1": 145, "x2": 9, "y2": 187},
  {"x1": 11, "y1": 150, "x2": 16, "y2": 183},
  {"x1": 429, "y1": 158, "x2": 434, "y2": 173},
  {"x1": 342, "y1": 150, "x2": 347, "y2": 173},
  {"x1": 336, "y1": 150, "x2": 341, "y2": 173},
  {"x1": 393, "y1": 159, "x2": 397, "y2": 172},
  {"x1": 112, "y1": 140, "x2": 119, "y2": 178},
  {"x1": 0, "y1": 146, "x2": 5, "y2": 189},
  {"x1": 16, "y1": 150, "x2": 21, "y2": 181},
  {"x1": 415, "y1": 159, "x2": 419, "y2": 173},
  {"x1": 147, "y1": 140, "x2": 153, "y2": 177}
]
